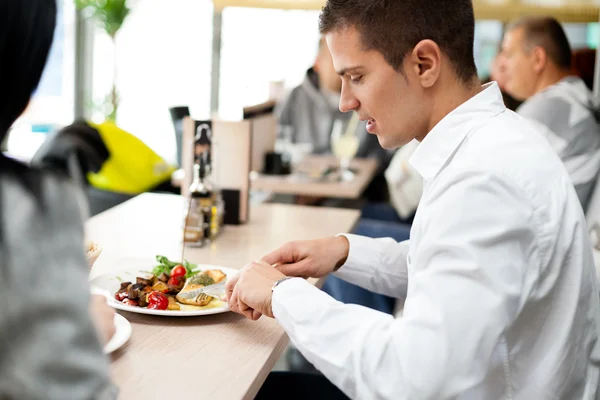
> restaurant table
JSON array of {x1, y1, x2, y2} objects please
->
[
  {"x1": 172, "y1": 155, "x2": 379, "y2": 200},
  {"x1": 250, "y1": 156, "x2": 379, "y2": 199},
  {"x1": 87, "y1": 192, "x2": 360, "y2": 399}
]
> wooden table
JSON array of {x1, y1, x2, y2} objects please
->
[
  {"x1": 251, "y1": 156, "x2": 378, "y2": 199},
  {"x1": 87, "y1": 193, "x2": 360, "y2": 399}
]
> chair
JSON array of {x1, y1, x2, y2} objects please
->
[
  {"x1": 169, "y1": 106, "x2": 190, "y2": 167},
  {"x1": 572, "y1": 48, "x2": 596, "y2": 91}
]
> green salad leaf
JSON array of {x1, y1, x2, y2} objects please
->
[{"x1": 152, "y1": 255, "x2": 201, "y2": 278}]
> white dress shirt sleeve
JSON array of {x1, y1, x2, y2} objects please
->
[
  {"x1": 272, "y1": 170, "x2": 533, "y2": 399},
  {"x1": 333, "y1": 234, "x2": 409, "y2": 298}
]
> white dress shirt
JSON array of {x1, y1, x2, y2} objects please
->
[{"x1": 272, "y1": 83, "x2": 600, "y2": 399}]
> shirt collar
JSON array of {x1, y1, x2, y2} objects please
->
[{"x1": 409, "y1": 82, "x2": 506, "y2": 181}]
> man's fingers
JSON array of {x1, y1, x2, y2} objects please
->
[
  {"x1": 254, "y1": 260, "x2": 272, "y2": 268},
  {"x1": 237, "y1": 296, "x2": 255, "y2": 320},
  {"x1": 228, "y1": 286, "x2": 241, "y2": 315},
  {"x1": 261, "y1": 242, "x2": 298, "y2": 266},
  {"x1": 274, "y1": 259, "x2": 312, "y2": 277},
  {"x1": 261, "y1": 248, "x2": 284, "y2": 266},
  {"x1": 225, "y1": 271, "x2": 241, "y2": 303},
  {"x1": 250, "y1": 309, "x2": 262, "y2": 321}
]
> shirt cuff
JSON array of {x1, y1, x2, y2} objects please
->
[
  {"x1": 335, "y1": 233, "x2": 375, "y2": 275},
  {"x1": 272, "y1": 277, "x2": 338, "y2": 328}
]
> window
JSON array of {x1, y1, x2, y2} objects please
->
[
  {"x1": 6, "y1": 0, "x2": 76, "y2": 161},
  {"x1": 474, "y1": 20, "x2": 504, "y2": 78},
  {"x1": 91, "y1": 0, "x2": 213, "y2": 165},
  {"x1": 218, "y1": 8, "x2": 321, "y2": 120}
]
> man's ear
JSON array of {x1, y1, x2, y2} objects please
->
[
  {"x1": 531, "y1": 46, "x2": 547, "y2": 74},
  {"x1": 409, "y1": 39, "x2": 441, "y2": 88}
]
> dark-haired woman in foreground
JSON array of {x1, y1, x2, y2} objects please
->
[{"x1": 0, "y1": 1, "x2": 116, "y2": 398}]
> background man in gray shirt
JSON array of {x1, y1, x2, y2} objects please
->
[
  {"x1": 276, "y1": 38, "x2": 389, "y2": 162},
  {"x1": 501, "y1": 16, "x2": 600, "y2": 210}
]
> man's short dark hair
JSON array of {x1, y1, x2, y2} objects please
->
[
  {"x1": 318, "y1": 0, "x2": 478, "y2": 84},
  {"x1": 506, "y1": 16, "x2": 572, "y2": 70}
]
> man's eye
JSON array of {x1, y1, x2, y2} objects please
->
[{"x1": 351, "y1": 76, "x2": 363, "y2": 83}]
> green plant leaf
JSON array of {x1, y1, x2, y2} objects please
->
[{"x1": 74, "y1": 0, "x2": 131, "y2": 38}]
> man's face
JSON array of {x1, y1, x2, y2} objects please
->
[
  {"x1": 326, "y1": 26, "x2": 430, "y2": 149},
  {"x1": 501, "y1": 27, "x2": 539, "y2": 101}
]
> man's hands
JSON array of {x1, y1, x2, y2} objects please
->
[
  {"x1": 264, "y1": 236, "x2": 349, "y2": 278},
  {"x1": 226, "y1": 236, "x2": 350, "y2": 320},
  {"x1": 225, "y1": 260, "x2": 285, "y2": 320}
]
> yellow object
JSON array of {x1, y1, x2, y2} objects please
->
[{"x1": 87, "y1": 121, "x2": 176, "y2": 195}]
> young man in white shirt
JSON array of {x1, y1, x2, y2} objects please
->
[
  {"x1": 500, "y1": 16, "x2": 600, "y2": 211},
  {"x1": 226, "y1": 0, "x2": 600, "y2": 398}
]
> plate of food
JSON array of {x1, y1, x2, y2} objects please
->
[
  {"x1": 90, "y1": 255, "x2": 237, "y2": 316},
  {"x1": 104, "y1": 314, "x2": 132, "y2": 354}
]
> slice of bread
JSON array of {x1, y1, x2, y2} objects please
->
[{"x1": 86, "y1": 241, "x2": 102, "y2": 268}]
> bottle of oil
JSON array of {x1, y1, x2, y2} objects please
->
[
  {"x1": 183, "y1": 155, "x2": 212, "y2": 247},
  {"x1": 208, "y1": 138, "x2": 225, "y2": 238}
]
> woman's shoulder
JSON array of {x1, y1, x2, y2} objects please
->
[{"x1": 0, "y1": 155, "x2": 87, "y2": 221}]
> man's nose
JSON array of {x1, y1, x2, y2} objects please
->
[{"x1": 339, "y1": 86, "x2": 360, "y2": 113}]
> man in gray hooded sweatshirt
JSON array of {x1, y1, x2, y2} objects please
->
[
  {"x1": 501, "y1": 16, "x2": 600, "y2": 210},
  {"x1": 277, "y1": 38, "x2": 387, "y2": 162}
]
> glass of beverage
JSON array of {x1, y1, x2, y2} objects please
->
[{"x1": 331, "y1": 116, "x2": 359, "y2": 182}]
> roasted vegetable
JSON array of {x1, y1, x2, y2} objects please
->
[
  {"x1": 151, "y1": 281, "x2": 169, "y2": 293},
  {"x1": 167, "y1": 296, "x2": 180, "y2": 310},
  {"x1": 136, "y1": 276, "x2": 153, "y2": 286},
  {"x1": 128, "y1": 283, "x2": 145, "y2": 300},
  {"x1": 138, "y1": 293, "x2": 148, "y2": 307},
  {"x1": 147, "y1": 291, "x2": 168, "y2": 310}
]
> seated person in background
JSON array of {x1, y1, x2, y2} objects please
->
[
  {"x1": 486, "y1": 52, "x2": 523, "y2": 111},
  {"x1": 358, "y1": 139, "x2": 423, "y2": 231},
  {"x1": 501, "y1": 16, "x2": 600, "y2": 211},
  {"x1": 0, "y1": 1, "x2": 117, "y2": 398},
  {"x1": 277, "y1": 37, "x2": 390, "y2": 165},
  {"x1": 383, "y1": 139, "x2": 422, "y2": 222}
]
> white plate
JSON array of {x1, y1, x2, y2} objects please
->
[
  {"x1": 104, "y1": 314, "x2": 131, "y2": 354},
  {"x1": 90, "y1": 265, "x2": 236, "y2": 317}
]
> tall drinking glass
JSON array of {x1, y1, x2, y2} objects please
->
[{"x1": 331, "y1": 115, "x2": 359, "y2": 181}]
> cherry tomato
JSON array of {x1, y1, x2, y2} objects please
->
[
  {"x1": 170, "y1": 265, "x2": 187, "y2": 278},
  {"x1": 115, "y1": 292, "x2": 128, "y2": 302},
  {"x1": 123, "y1": 299, "x2": 138, "y2": 307},
  {"x1": 168, "y1": 276, "x2": 182, "y2": 287},
  {"x1": 147, "y1": 291, "x2": 169, "y2": 310}
]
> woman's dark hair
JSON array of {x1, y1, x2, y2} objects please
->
[
  {"x1": 0, "y1": 0, "x2": 57, "y2": 139},
  {"x1": 319, "y1": 0, "x2": 478, "y2": 84}
]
